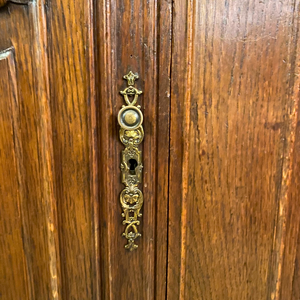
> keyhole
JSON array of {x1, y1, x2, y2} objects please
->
[{"x1": 128, "y1": 159, "x2": 138, "y2": 175}]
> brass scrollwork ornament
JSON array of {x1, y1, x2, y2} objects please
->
[{"x1": 118, "y1": 71, "x2": 144, "y2": 251}]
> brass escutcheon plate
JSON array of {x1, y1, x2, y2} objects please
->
[{"x1": 118, "y1": 71, "x2": 144, "y2": 251}]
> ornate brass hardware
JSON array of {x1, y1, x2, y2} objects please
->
[{"x1": 118, "y1": 71, "x2": 144, "y2": 251}]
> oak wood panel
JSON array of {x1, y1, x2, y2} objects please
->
[
  {"x1": 0, "y1": 49, "x2": 29, "y2": 300},
  {"x1": 280, "y1": 11, "x2": 300, "y2": 297},
  {"x1": 0, "y1": 2, "x2": 60, "y2": 299},
  {"x1": 95, "y1": 0, "x2": 171, "y2": 298},
  {"x1": 86, "y1": 0, "x2": 101, "y2": 298},
  {"x1": 167, "y1": 0, "x2": 192, "y2": 298},
  {"x1": 293, "y1": 225, "x2": 300, "y2": 300},
  {"x1": 168, "y1": 0, "x2": 300, "y2": 299},
  {"x1": 30, "y1": 1, "x2": 62, "y2": 298},
  {"x1": 290, "y1": 107, "x2": 300, "y2": 300},
  {"x1": 46, "y1": 0, "x2": 99, "y2": 299},
  {"x1": 156, "y1": 0, "x2": 172, "y2": 298}
]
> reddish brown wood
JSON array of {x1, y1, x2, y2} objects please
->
[
  {"x1": 86, "y1": 0, "x2": 101, "y2": 299},
  {"x1": 0, "y1": 2, "x2": 61, "y2": 299},
  {"x1": 277, "y1": 8, "x2": 300, "y2": 297},
  {"x1": 0, "y1": 48, "x2": 29, "y2": 300},
  {"x1": 293, "y1": 226, "x2": 300, "y2": 299},
  {"x1": 95, "y1": 0, "x2": 171, "y2": 299},
  {"x1": 0, "y1": 1, "x2": 98, "y2": 299},
  {"x1": 156, "y1": 0, "x2": 172, "y2": 298},
  {"x1": 289, "y1": 90, "x2": 300, "y2": 300},
  {"x1": 168, "y1": 0, "x2": 300, "y2": 299},
  {"x1": 167, "y1": 0, "x2": 192, "y2": 298},
  {"x1": 46, "y1": 0, "x2": 99, "y2": 299},
  {"x1": 286, "y1": 111, "x2": 300, "y2": 300},
  {"x1": 2, "y1": 0, "x2": 300, "y2": 299}
]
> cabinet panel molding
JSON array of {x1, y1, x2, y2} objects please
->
[
  {"x1": 46, "y1": 0, "x2": 99, "y2": 298},
  {"x1": 0, "y1": 2, "x2": 62, "y2": 299},
  {"x1": 0, "y1": 48, "x2": 29, "y2": 300}
]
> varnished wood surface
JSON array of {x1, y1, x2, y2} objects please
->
[
  {"x1": 1, "y1": 0, "x2": 300, "y2": 299},
  {"x1": 1, "y1": 0, "x2": 171, "y2": 298},
  {"x1": 46, "y1": 0, "x2": 98, "y2": 298},
  {"x1": 168, "y1": 0, "x2": 300, "y2": 299},
  {"x1": 95, "y1": 0, "x2": 171, "y2": 298},
  {"x1": 285, "y1": 105, "x2": 300, "y2": 300},
  {"x1": 0, "y1": 49, "x2": 28, "y2": 300},
  {"x1": 0, "y1": 1, "x2": 98, "y2": 299},
  {"x1": 0, "y1": 2, "x2": 60, "y2": 299}
]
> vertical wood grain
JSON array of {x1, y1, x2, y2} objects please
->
[
  {"x1": 286, "y1": 108, "x2": 300, "y2": 300},
  {"x1": 289, "y1": 74, "x2": 300, "y2": 299},
  {"x1": 46, "y1": 0, "x2": 99, "y2": 298},
  {"x1": 292, "y1": 222, "x2": 300, "y2": 299},
  {"x1": 2, "y1": 1, "x2": 300, "y2": 299},
  {"x1": 1, "y1": 1, "x2": 100, "y2": 298},
  {"x1": 0, "y1": 2, "x2": 62, "y2": 298},
  {"x1": 168, "y1": 0, "x2": 300, "y2": 299},
  {"x1": 95, "y1": 0, "x2": 171, "y2": 298},
  {"x1": 30, "y1": 1, "x2": 62, "y2": 298},
  {"x1": 156, "y1": 0, "x2": 172, "y2": 298},
  {"x1": 167, "y1": 0, "x2": 193, "y2": 298},
  {"x1": 0, "y1": 49, "x2": 29, "y2": 300},
  {"x1": 270, "y1": 3, "x2": 300, "y2": 298},
  {"x1": 86, "y1": 0, "x2": 101, "y2": 298}
]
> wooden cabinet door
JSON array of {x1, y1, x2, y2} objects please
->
[
  {"x1": 0, "y1": 0, "x2": 99, "y2": 299},
  {"x1": 0, "y1": 1, "x2": 60, "y2": 299},
  {"x1": 0, "y1": 0, "x2": 170, "y2": 299},
  {"x1": 95, "y1": 0, "x2": 171, "y2": 298},
  {"x1": 1, "y1": 0, "x2": 300, "y2": 300},
  {"x1": 167, "y1": 1, "x2": 300, "y2": 300}
]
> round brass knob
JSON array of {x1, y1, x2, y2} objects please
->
[
  {"x1": 123, "y1": 109, "x2": 139, "y2": 125},
  {"x1": 118, "y1": 106, "x2": 143, "y2": 130}
]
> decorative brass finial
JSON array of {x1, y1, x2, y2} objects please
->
[
  {"x1": 123, "y1": 71, "x2": 139, "y2": 86},
  {"x1": 120, "y1": 71, "x2": 142, "y2": 106}
]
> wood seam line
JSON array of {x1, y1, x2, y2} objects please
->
[
  {"x1": 179, "y1": 0, "x2": 194, "y2": 298},
  {"x1": 85, "y1": 0, "x2": 101, "y2": 298}
]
